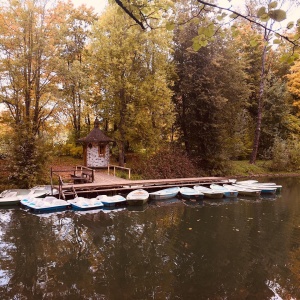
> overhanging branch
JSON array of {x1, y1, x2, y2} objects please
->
[{"x1": 114, "y1": 0, "x2": 299, "y2": 47}]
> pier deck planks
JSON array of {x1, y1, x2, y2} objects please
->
[{"x1": 53, "y1": 171, "x2": 231, "y2": 198}]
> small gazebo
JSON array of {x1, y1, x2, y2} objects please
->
[{"x1": 78, "y1": 118, "x2": 114, "y2": 168}]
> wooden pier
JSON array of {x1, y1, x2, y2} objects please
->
[{"x1": 51, "y1": 167, "x2": 232, "y2": 199}]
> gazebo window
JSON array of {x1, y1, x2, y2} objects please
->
[{"x1": 98, "y1": 143, "x2": 106, "y2": 156}]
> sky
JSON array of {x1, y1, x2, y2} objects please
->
[{"x1": 71, "y1": 0, "x2": 108, "y2": 14}]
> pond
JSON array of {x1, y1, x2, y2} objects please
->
[{"x1": 0, "y1": 177, "x2": 300, "y2": 299}]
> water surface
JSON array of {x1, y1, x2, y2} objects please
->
[{"x1": 0, "y1": 177, "x2": 300, "y2": 299}]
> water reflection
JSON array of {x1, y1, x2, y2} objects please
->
[{"x1": 0, "y1": 178, "x2": 300, "y2": 299}]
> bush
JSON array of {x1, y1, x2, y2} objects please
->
[
  {"x1": 8, "y1": 129, "x2": 51, "y2": 188},
  {"x1": 54, "y1": 143, "x2": 83, "y2": 158},
  {"x1": 270, "y1": 137, "x2": 300, "y2": 171},
  {"x1": 131, "y1": 147, "x2": 199, "y2": 179}
]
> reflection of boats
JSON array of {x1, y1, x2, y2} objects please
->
[
  {"x1": 97, "y1": 195, "x2": 126, "y2": 207},
  {"x1": 149, "y1": 187, "x2": 180, "y2": 200},
  {"x1": 126, "y1": 189, "x2": 149, "y2": 206},
  {"x1": 179, "y1": 187, "x2": 204, "y2": 200},
  {"x1": 127, "y1": 204, "x2": 148, "y2": 212},
  {"x1": 20, "y1": 196, "x2": 69, "y2": 212},
  {"x1": 210, "y1": 184, "x2": 238, "y2": 198},
  {"x1": 67, "y1": 197, "x2": 103, "y2": 210},
  {"x1": 223, "y1": 184, "x2": 261, "y2": 197},
  {"x1": 101, "y1": 207, "x2": 127, "y2": 213},
  {"x1": 193, "y1": 186, "x2": 224, "y2": 199},
  {"x1": 0, "y1": 186, "x2": 58, "y2": 206}
]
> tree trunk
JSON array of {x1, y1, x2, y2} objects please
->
[
  {"x1": 181, "y1": 95, "x2": 191, "y2": 156},
  {"x1": 249, "y1": 40, "x2": 268, "y2": 164},
  {"x1": 118, "y1": 88, "x2": 126, "y2": 167}
]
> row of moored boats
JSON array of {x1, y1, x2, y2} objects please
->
[{"x1": 0, "y1": 180, "x2": 282, "y2": 213}]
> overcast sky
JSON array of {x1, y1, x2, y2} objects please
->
[{"x1": 71, "y1": 0, "x2": 108, "y2": 14}]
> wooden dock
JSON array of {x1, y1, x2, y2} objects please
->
[{"x1": 52, "y1": 170, "x2": 232, "y2": 199}]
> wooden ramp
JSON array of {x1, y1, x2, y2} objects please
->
[{"x1": 53, "y1": 170, "x2": 232, "y2": 199}]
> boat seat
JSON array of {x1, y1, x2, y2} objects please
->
[{"x1": 3, "y1": 191, "x2": 18, "y2": 198}]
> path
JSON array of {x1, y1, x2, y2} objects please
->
[{"x1": 93, "y1": 170, "x2": 129, "y2": 184}]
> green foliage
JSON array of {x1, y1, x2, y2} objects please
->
[
  {"x1": 8, "y1": 128, "x2": 51, "y2": 188},
  {"x1": 268, "y1": 9, "x2": 286, "y2": 22},
  {"x1": 54, "y1": 143, "x2": 83, "y2": 158},
  {"x1": 270, "y1": 137, "x2": 300, "y2": 171},
  {"x1": 173, "y1": 17, "x2": 251, "y2": 173},
  {"x1": 228, "y1": 160, "x2": 272, "y2": 176},
  {"x1": 91, "y1": 3, "x2": 175, "y2": 165}
]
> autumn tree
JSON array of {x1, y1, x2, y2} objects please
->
[
  {"x1": 0, "y1": 0, "x2": 74, "y2": 186},
  {"x1": 90, "y1": 3, "x2": 175, "y2": 166},
  {"x1": 56, "y1": 3, "x2": 97, "y2": 143}
]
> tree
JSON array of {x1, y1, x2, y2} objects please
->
[
  {"x1": 90, "y1": 3, "x2": 175, "y2": 166},
  {"x1": 0, "y1": 0, "x2": 73, "y2": 186},
  {"x1": 56, "y1": 3, "x2": 97, "y2": 143},
  {"x1": 114, "y1": 0, "x2": 300, "y2": 164},
  {"x1": 114, "y1": 0, "x2": 300, "y2": 48},
  {"x1": 172, "y1": 14, "x2": 251, "y2": 173},
  {"x1": 287, "y1": 59, "x2": 300, "y2": 107}
]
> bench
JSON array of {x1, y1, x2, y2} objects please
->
[{"x1": 70, "y1": 172, "x2": 93, "y2": 184}]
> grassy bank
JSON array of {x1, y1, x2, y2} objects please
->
[{"x1": 227, "y1": 160, "x2": 300, "y2": 178}]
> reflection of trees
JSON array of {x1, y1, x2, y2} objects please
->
[{"x1": 1, "y1": 180, "x2": 300, "y2": 299}]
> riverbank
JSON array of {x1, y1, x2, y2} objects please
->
[
  {"x1": 0, "y1": 156, "x2": 299, "y2": 192},
  {"x1": 227, "y1": 160, "x2": 300, "y2": 178}
]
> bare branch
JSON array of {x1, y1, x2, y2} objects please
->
[{"x1": 115, "y1": 0, "x2": 146, "y2": 29}]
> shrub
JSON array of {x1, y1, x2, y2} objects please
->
[
  {"x1": 54, "y1": 143, "x2": 83, "y2": 158},
  {"x1": 270, "y1": 137, "x2": 300, "y2": 171},
  {"x1": 131, "y1": 147, "x2": 199, "y2": 179},
  {"x1": 8, "y1": 129, "x2": 51, "y2": 188}
]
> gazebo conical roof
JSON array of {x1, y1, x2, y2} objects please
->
[{"x1": 78, "y1": 118, "x2": 114, "y2": 144}]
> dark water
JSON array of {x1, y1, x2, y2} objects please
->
[{"x1": 0, "y1": 177, "x2": 300, "y2": 299}]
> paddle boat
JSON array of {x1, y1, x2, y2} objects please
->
[
  {"x1": 242, "y1": 182, "x2": 282, "y2": 192},
  {"x1": 236, "y1": 180, "x2": 259, "y2": 185},
  {"x1": 149, "y1": 187, "x2": 180, "y2": 200},
  {"x1": 223, "y1": 184, "x2": 261, "y2": 197},
  {"x1": 126, "y1": 189, "x2": 149, "y2": 206},
  {"x1": 96, "y1": 195, "x2": 127, "y2": 207},
  {"x1": 67, "y1": 197, "x2": 103, "y2": 210},
  {"x1": 236, "y1": 180, "x2": 282, "y2": 192},
  {"x1": 0, "y1": 186, "x2": 58, "y2": 206},
  {"x1": 20, "y1": 196, "x2": 69, "y2": 212},
  {"x1": 193, "y1": 186, "x2": 224, "y2": 199},
  {"x1": 179, "y1": 187, "x2": 204, "y2": 200},
  {"x1": 233, "y1": 183, "x2": 277, "y2": 195},
  {"x1": 210, "y1": 184, "x2": 238, "y2": 198},
  {"x1": 0, "y1": 189, "x2": 32, "y2": 206}
]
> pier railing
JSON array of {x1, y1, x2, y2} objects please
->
[
  {"x1": 108, "y1": 164, "x2": 131, "y2": 179},
  {"x1": 51, "y1": 166, "x2": 95, "y2": 184},
  {"x1": 51, "y1": 166, "x2": 95, "y2": 198}
]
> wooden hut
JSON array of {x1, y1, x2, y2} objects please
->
[{"x1": 78, "y1": 118, "x2": 113, "y2": 168}]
